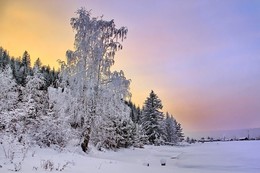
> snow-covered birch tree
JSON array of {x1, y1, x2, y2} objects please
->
[{"x1": 60, "y1": 8, "x2": 130, "y2": 152}]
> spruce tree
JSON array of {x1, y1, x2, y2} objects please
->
[
  {"x1": 126, "y1": 101, "x2": 141, "y2": 124},
  {"x1": 0, "y1": 48, "x2": 10, "y2": 71},
  {"x1": 20, "y1": 51, "x2": 32, "y2": 85},
  {"x1": 22, "y1": 51, "x2": 31, "y2": 75},
  {"x1": 176, "y1": 121, "x2": 185, "y2": 142},
  {"x1": 33, "y1": 58, "x2": 42, "y2": 72},
  {"x1": 142, "y1": 90, "x2": 164, "y2": 145},
  {"x1": 164, "y1": 112, "x2": 177, "y2": 143}
]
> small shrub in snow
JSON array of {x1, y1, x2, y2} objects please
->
[
  {"x1": 56, "y1": 161, "x2": 75, "y2": 171},
  {"x1": 40, "y1": 160, "x2": 74, "y2": 172},
  {"x1": 2, "y1": 146, "x2": 15, "y2": 163},
  {"x1": 9, "y1": 162, "x2": 21, "y2": 172},
  {"x1": 1, "y1": 136, "x2": 29, "y2": 165},
  {"x1": 41, "y1": 160, "x2": 54, "y2": 171}
]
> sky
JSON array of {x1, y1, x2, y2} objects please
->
[{"x1": 1, "y1": 0, "x2": 260, "y2": 133}]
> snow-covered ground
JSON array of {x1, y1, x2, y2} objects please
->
[{"x1": 0, "y1": 141, "x2": 259, "y2": 173}]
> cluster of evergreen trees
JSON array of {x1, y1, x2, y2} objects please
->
[
  {"x1": 0, "y1": 47, "x2": 63, "y2": 148},
  {"x1": 0, "y1": 48, "x2": 59, "y2": 89},
  {"x1": 128, "y1": 91, "x2": 184, "y2": 145},
  {"x1": 0, "y1": 8, "x2": 184, "y2": 152}
]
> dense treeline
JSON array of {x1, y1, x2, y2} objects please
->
[
  {"x1": 127, "y1": 91, "x2": 184, "y2": 145},
  {"x1": 0, "y1": 8, "x2": 184, "y2": 152},
  {"x1": 0, "y1": 47, "x2": 59, "y2": 88},
  {"x1": 0, "y1": 46, "x2": 184, "y2": 150}
]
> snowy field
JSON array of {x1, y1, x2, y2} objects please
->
[{"x1": 0, "y1": 141, "x2": 259, "y2": 173}]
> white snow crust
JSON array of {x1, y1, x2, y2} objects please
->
[{"x1": 0, "y1": 141, "x2": 259, "y2": 173}]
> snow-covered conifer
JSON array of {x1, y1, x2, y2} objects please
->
[
  {"x1": 163, "y1": 113, "x2": 178, "y2": 143},
  {"x1": 141, "y1": 90, "x2": 165, "y2": 145},
  {"x1": 176, "y1": 121, "x2": 185, "y2": 142},
  {"x1": 0, "y1": 65, "x2": 18, "y2": 112}
]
